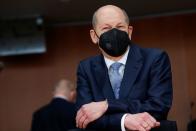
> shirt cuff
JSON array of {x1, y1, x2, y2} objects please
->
[{"x1": 121, "y1": 114, "x2": 128, "y2": 131}]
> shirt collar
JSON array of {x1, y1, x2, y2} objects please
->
[
  {"x1": 104, "y1": 46, "x2": 130, "y2": 69},
  {"x1": 53, "y1": 95, "x2": 68, "y2": 101}
]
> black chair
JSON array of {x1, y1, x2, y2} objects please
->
[{"x1": 69, "y1": 120, "x2": 177, "y2": 131}]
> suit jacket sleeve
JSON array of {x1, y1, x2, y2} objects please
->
[
  {"x1": 76, "y1": 62, "x2": 124, "y2": 131},
  {"x1": 107, "y1": 51, "x2": 173, "y2": 120}
]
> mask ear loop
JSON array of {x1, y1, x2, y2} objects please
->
[
  {"x1": 127, "y1": 27, "x2": 132, "y2": 40},
  {"x1": 93, "y1": 29, "x2": 100, "y2": 44},
  {"x1": 94, "y1": 30, "x2": 100, "y2": 39}
]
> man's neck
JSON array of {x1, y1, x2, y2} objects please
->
[
  {"x1": 104, "y1": 54, "x2": 123, "y2": 61},
  {"x1": 53, "y1": 94, "x2": 68, "y2": 101}
]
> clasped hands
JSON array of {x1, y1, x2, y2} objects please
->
[{"x1": 76, "y1": 100, "x2": 160, "y2": 131}]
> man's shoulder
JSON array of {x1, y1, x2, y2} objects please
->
[
  {"x1": 33, "y1": 103, "x2": 50, "y2": 117},
  {"x1": 51, "y1": 98, "x2": 76, "y2": 110},
  {"x1": 79, "y1": 54, "x2": 102, "y2": 65},
  {"x1": 133, "y1": 44, "x2": 167, "y2": 59},
  {"x1": 33, "y1": 105, "x2": 49, "y2": 115},
  {"x1": 134, "y1": 44, "x2": 164, "y2": 54}
]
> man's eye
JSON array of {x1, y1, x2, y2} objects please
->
[
  {"x1": 102, "y1": 27, "x2": 109, "y2": 30},
  {"x1": 102, "y1": 27, "x2": 111, "y2": 32},
  {"x1": 117, "y1": 26, "x2": 124, "y2": 29}
]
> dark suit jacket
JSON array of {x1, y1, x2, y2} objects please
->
[
  {"x1": 31, "y1": 98, "x2": 76, "y2": 131},
  {"x1": 76, "y1": 44, "x2": 173, "y2": 131}
]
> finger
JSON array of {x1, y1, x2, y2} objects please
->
[
  {"x1": 78, "y1": 115, "x2": 87, "y2": 128},
  {"x1": 145, "y1": 125, "x2": 151, "y2": 131},
  {"x1": 76, "y1": 110, "x2": 83, "y2": 127},
  {"x1": 155, "y1": 121, "x2": 160, "y2": 127},
  {"x1": 82, "y1": 117, "x2": 90, "y2": 129},
  {"x1": 138, "y1": 125, "x2": 146, "y2": 131},
  {"x1": 135, "y1": 118, "x2": 147, "y2": 131},
  {"x1": 147, "y1": 114, "x2": 156, "y2": 123},
  {"x1": 144, "y1": 118, "x2": 154, "y2": 128},
  {"x1": 141, "y1": 121, "x2": 148, "y2": 128},
  {"x1": 140, "y1": 120, "x2": 151, "y2": 131},
  {"x1": 145, "y1": 118, "x2": 160, "y2": 129},
  {"x1": 76, "y1": 109, "x2": 82, "y2": 121},
  {"x1": 144, "y1": 113, "x2": 157, "y2": 127}
]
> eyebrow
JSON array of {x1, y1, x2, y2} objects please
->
[
  {"x1": 101, "y1": 22, "x2": 125, "y2": 27},
  {"x1": 116, "y1": 22, "x2": 126, "y2": 26}
]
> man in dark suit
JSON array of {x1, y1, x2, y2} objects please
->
[
  {"x1": 75, "y1": 5, "x2": 173, "y2": 131},
  {"x1": 31, "y1": 79, "x2": 76, "y2": 131}
]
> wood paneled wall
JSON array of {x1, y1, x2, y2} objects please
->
[{"x1": 0, "y1": 13, "x2": 196, "y2": 131}]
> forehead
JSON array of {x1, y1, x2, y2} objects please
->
[{"x1": 96, "y1": 8, "x2": 127, "y2": 26}]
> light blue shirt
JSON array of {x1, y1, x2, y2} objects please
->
[{"x1": 104, "y1": 46, "x2": 130, "y2": 76}]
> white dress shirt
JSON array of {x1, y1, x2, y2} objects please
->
[{"x1": 103, "y1": 46, "x2": 130, "y2": 131}]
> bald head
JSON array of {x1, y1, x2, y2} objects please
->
[
  {"x1": 92, "y1": 5, "x2": 129, "y2": 29},
  {"x1": 54, "y1": 79, "x2": 74, "y2": 93},
  {"x1": 90, "y1": 5, "x2": 133, "y2": 48},
  {"x1": 53, "y1": 79, "x2": 76, "y2": 102}
]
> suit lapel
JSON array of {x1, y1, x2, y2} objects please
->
[
  {"x1": 92, "y1": 55, "x2": 115, "y2": 100},
  {"x1": 119, "y1": 45, "x2": 143, "y2": 99}
]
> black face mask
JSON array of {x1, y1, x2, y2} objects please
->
[{"x1": 98, "y1": 28, "x2": 131, "y2": 57}]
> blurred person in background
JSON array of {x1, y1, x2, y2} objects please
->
[{"x1": 31, "y1": 79, "x2": 76, "y2": 131}]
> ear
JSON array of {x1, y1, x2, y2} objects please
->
[
  {"x1": 128, "y1": 26, "x2": 133, "y2": 40},
  {"x1": 69, "y1": 91, "x2": 76, "y2": 102},
  {"x1": 90, "y1": 29, "x2": 99, "y2": 44}
]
